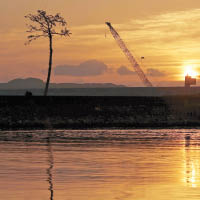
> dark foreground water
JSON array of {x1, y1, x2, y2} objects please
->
[{"x1": 0, "y1": 129, "x2": 200, "y2": 200}]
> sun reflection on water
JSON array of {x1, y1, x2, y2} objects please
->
[{"x1": 183, "y1": 136, "x2": 200, "y2": 188}]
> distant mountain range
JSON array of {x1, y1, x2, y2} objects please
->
[
  {"x1": 1, "y1": 78, "x2": 200, "y2": 96},
  {"x1": 0, "y1": 78, "x2": 126, "y2": 89}
]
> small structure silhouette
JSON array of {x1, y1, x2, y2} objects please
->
[
  {"x1": 25, "y1": 91, "x2": 32, "y2": 97},
  {"x1": 185, "y1": 75, "x2": 196, "y2": 88}
]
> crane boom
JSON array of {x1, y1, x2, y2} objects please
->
[{"x1": 106, "y1": 22, "x2": 153, "y2": 87}]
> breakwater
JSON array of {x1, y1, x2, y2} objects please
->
[
  {"x1": 0, "y1": 96, "x2": 199, "y2": 130},
  {"x1": 1, "y1": 87, "x2": 200, "y2": 96}
]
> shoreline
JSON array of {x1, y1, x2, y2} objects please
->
[
  {"x1": 1, "y1": 124, "x2": 200, "y2": 131},
  {"x1": 1, "y1": 126, "x2": 200, "y2": 131},
  {"x1": 0, "y1": 127, "x2": 198, "y2": 143}
]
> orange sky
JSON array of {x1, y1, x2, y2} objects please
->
[{"x1": 1, "y1": 0, "x2": 200, "y2": 86}]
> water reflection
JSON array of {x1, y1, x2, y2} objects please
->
[
  {"x1": 184, "y1": 134, "x2": 200, "y2": 188},
  {"x1": 1, "y1": 130, "x2": 200, "y2": 200},
  {"x1": 185, "y1": 134, "x2": 191, "y2": 147},
  {"x1": 47, "y1": 136, "x2": 54, "y2": 200}
]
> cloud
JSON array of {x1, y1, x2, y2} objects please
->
[
  {"x1": 117, "y1": 66, "x2": 136, "y2": 75},
  {"x1": 54, "y1": 60, "x2": 108, "y2": 76},
  {"x1": 147, "y1": 68, "x2": 165, "y2": 77},
  {"x1": 117, "y1": 66, "x2": 165, "y2": 77}
]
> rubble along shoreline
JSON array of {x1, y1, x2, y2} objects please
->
[{"x1": 0, "y1": 96, "x2": 200, "y2": 130}]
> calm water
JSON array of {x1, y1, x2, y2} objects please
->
[{"x1": 0, "y1": 129, "x2": 200, "y2": 200}]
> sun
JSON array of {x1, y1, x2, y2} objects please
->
[{"x1": 184, "y1": 65, "x2": 198, "y2": 78}]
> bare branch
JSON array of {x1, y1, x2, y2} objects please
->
[
  {"x1": 25, "y1": 34, "x2": 48, "y2": 45},
  {"x1": 51, "y1": 28, "x2": 72, "y2": 37}
]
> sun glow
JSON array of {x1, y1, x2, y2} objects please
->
[{"x1": 184, "y1": 65, "x2": 198, "y2": 78}]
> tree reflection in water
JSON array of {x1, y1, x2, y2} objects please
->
[{"x1": 47, "y1": 136, "x2": 54, "y2": 200}]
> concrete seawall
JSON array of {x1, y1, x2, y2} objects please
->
[
  {"x1": 1, "y1": 87, "x2": 200, "y2": 96},
  {"x1": 0, "y1": 96, "x2": 199, "y2": 130}
]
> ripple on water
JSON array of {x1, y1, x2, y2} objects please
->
[{"x1": 0, "y1": 129, "x2": 200, "y2": 200}]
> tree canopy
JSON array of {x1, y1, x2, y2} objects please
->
[{"x1": 25, "y1": 10, "x2": 71, "y2": 44}]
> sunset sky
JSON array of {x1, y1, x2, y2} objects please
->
[{"x1": 1, "y1": 0, "x2": 200, "y2": 86}]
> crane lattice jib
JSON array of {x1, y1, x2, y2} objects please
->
[{"x1": 106, "y1": 22, "x2": 153, "y2": 87}]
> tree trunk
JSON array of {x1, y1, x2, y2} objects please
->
[{"x1": 44, "y1": 34, "x2": 53, "y2": 96}]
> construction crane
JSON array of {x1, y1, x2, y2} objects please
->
[{"x1": 106, "y1": 22, "x2": 153, "y2": 87}]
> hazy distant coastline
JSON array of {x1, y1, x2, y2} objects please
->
[
  {"x1": 0, "y1": 78, "x2": 200, "y2": 96},
  {"x1": 0, "y1": 78, "x2": 125, "y2": 89}
]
